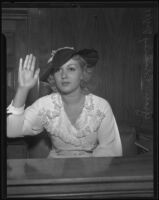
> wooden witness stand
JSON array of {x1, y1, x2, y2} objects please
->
[{"x1": 7, "y1": 153, "x2": 153, "y2": 198}]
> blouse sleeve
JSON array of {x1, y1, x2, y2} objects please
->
[
  {"x1": 7, "y1": 99, "x2": 44, "y2": 138},
  {"x1": 92, "y1": 102, "x2": 123, "y2": 157}
]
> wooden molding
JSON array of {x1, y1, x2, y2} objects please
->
[
  {"x1": 2, "y1": 8, "x2": 29, "y2": 20},
  {"x1": 7, "y1": 155, "x2": 153, "y2": 198}
]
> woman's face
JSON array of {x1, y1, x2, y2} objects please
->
[{"x1": 54, "y1": 58, "x2": 84, "y2": 94}]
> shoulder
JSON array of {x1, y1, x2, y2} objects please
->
[
  {"x1": 88, "y1": 93, "x2": 113, "y2": 116},
  {"x1": 33, "y1": 92, "x2": 59, "y2": 107},
  {"x1": 89, "y1": 93, "x2": 111, "y2": 109},
  {"x1": 37, "y1": 94, "x2": 52, "y2": 103}
]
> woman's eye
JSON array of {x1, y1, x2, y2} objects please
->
[{"x1": 68, "y1": 67, "x2": 76, "y2": 71}]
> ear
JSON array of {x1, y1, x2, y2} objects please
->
[{"x1": 80, "y1": 74, "x2": 85, "y2": 82}]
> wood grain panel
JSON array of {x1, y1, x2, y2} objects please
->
[
  {"x1": 27, "y1": 7, "x2": 154, "y2": 128},
  {"x1": 3, "y1": 7, "x2": 154, "y2": 131}
]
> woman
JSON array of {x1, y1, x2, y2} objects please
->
[{"x1": 7, "y1": 47, "x2": 122, "y2": 157}]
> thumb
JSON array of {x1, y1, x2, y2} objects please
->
[{"x1": 34, "y1": 68, "x2": 40, "y2": 80}]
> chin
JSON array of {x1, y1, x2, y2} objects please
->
[
  {"x1": 57, "y1": 88, "x2": 73, "y2": 94},
  {"x1": 57, "y1": 87, "x2": 79, "y2": 95}
]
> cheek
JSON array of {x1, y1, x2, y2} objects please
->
[
  {"x1": 54, "y1": 73, "x2": 60, "y2": 80},
  {"x1": 73, "y1": 72, "x2": 83, "y2": 83}
]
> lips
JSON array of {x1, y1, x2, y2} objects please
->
[{"x1": 61, "y1": 82, "x2": 70, "y2": 86}]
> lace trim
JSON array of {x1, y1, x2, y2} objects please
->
[
  {"x1": 38, "y1": 93, "x2": 105, "y2": 149},
  {"x1": 7, "y1": 100, "x2": 25, "y2": 115}
]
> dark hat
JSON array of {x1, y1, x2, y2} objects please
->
[
  {"x1": 40, "y1": 47, "x2": 99, "y2": 81},
  {"x1": 73, "y1": 48, "x2": 99, "y2": 68}
]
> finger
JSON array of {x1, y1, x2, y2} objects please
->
[
  {"x1": 19, "y1": 58, "x2": 23, "y2": 73},
  {"x1": 30, "y1": 56, "x2": 36, "y2": 71},
  {"x1": 27, "y1": 54, "x2": 33, "y2": 70},
  {"x1": 23, "y1": 55, "x2": 29, "y2": 69},
  {"x1": 18, "y1": 58, "x2": 23, "y2": 84},
  {"x1": 33, "y1": 68, "x2": 40, "y2": 80}
]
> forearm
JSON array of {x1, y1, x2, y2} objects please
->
[
  {"x1": 7, "y1": 114, "x2": 25, "y2": 137},
  {"x1": 7, "y1": 109, "x2": 43, "y2": 138},
  {"x1": 7, "y1": 97, "x2": 44, "y2": 138},
  {"x1": 12, "y1": 87, "x2": 30, "y2": 108}
]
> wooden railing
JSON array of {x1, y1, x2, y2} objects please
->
[{"x1": 7, "y1": 153, "x2": 153, "y2": 198}]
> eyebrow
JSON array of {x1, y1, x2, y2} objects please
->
[
  {"x1": 66, "y1": 64, "x2": 77, "y2": 67},
  {"x1": 60, "y1": 63, "x2": 79, "y2": 70}
]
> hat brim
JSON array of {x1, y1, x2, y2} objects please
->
[
  {"x1": 73, "y1": 49, "x2": 99, "y2": 68},
  {"x1": 40, "y1": 48, "x2": 99, "y2": 81}
]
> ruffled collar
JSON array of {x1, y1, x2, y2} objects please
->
[
  {"x1": 51, "y1": 92, "x2": 94, "y2": 111},
  {"x1": 50, "y1": 92, "x2": 94, "y2": 127},
  {"x1": 47, "y1": 92, "x2": 99, "y2": 149}
]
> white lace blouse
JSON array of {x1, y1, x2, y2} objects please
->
[{"x1": 7, "y1": 93, "x2": 123, "y2": 157}]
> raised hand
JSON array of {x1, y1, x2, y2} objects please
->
[{"x1": 18, "y1": 54, "x2": 40, "y2": 90}]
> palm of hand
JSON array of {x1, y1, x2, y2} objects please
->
[
  {"x1": 18, "y1": 54, "x2": 40, "y2": 90},
  {"x1": 19, "y1": 69, "x2": 37, "y2": 88}
]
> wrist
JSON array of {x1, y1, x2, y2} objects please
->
[
  {"x1": 13, "y1": 87, "x2": 30, "y2": 108},
  {"x1": 17, "y1": 86, "x2": 30, "y2": 94},
  {"x1": 7, "y1": 100, "x2": 25, "y2": 115}
]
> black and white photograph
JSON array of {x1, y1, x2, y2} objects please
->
[{"x1": 1, "y1": 1, "x2": 158, "y2": 199}]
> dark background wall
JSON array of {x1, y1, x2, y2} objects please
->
[{"x1": 3, "y1": 7, "x2": 154, "y2": 135}]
